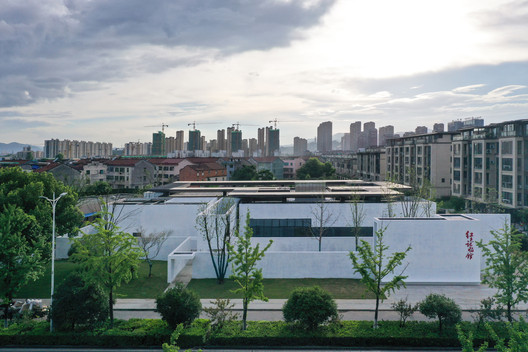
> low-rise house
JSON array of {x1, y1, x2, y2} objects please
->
[{"x1": 179, "y1": 163, "x2": 227, "y2": 181}]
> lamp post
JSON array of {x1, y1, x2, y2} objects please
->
[{"x1": 40, "y1": 192, "x2": 67, "y2": 332}]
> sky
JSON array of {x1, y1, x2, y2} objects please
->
[{"x1": 1, "y1": 0, "x2": 528, "y2": 147}]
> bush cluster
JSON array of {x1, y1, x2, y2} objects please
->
[
  {"x1": 282, "y1": 286, "x2": 338, "y2": 330},
  {"x1": 155, "y1": 283, "x2": 202, "y2": 329}
]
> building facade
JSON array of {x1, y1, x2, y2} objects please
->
[{"x1": 317, "y1": 121, "x2": 332, "y2": 153}]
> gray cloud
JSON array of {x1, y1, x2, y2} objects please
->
[{"x1": 0, "y1": 0, "x2": 336, "y2": 107}]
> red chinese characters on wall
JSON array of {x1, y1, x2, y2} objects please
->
[{"x1": 465, "y1": 231, "x2": 474, "y2": 260}]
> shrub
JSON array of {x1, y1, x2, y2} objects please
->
[
  {"x1": 419, "y1": 294, "x2": 462, "y2": 333},
  {"x1": 203, "y1": 298, "x2": 239, "y2": 332},
  {"x1": 391, "y1": 298, "x2": 417, "y2": 327},
  {"x1": 50, "y1": 272, "x2": 108, "y2": 331},
  {"x1": 156, "y1": 283, "x2": 202, "y2": 329},
  {"x1": 282, "y1": 286, "x2": 338, "y2": 330}
]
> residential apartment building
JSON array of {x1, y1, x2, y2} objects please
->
[
  {"x1": 386, "y1": 132, "x2": 454, "y2": 197},
  {"x1": 293, "y1": 137, "x2": 308, "y2": 156},
  {"x1": 356, "y1": 148, "x2": 386, "y2": 181},
  {"x1": 44, "y1": 139, "x2": 112, "y2": 159},
  {"x1": 179, "y1": 163, "x2": 227, "y2": 181},
  {"x1": 105, "y1": 159, "x2": 156, "y2": 189},
  {"x1": 452, "y1": 120, "x2": 528, "y2": 209},
  {"x1": 281, "y1": 157, "x2": 306, "y2": 179}
]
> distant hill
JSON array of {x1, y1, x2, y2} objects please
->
[{"x1": 0, "y1": 142, "x2": 43, "y2": 155}]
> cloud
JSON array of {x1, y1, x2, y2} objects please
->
[{"x1": 0, "y1": 0, "x2": 336, "y2": 108}]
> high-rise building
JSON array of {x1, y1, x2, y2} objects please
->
[
  {"x1": 188, "y1": 129, "x2": 201, "y2": 151},
  {"x1": 293, "y1": 137, "x2": 308, "y2": 156},
  {"x1": 415, "y1": 126, "x2": 428, "y2": 135},
  {"x1": 364, "y1": 121, "x2": 377, "y2": 147},
  {"x1": 257, "y1": 128, "x2": 265, "y2": 156},
  {"x1": 350, "y1": 121, "x2": 361, "y2": 152},
  {"x1": 317, "y1": 121, "x2": 332, "y2": 152},
  {"x1": 165, "y1": 137, "x2": 176, "y2": 154},
  {"x1": 201, "y1": 136, "x2": 207, "y2": 151},
  {"x1": 152, "y1": 131, "x2": 166, "y2": 156},
  {"x1": 378, "y1": 125, "x2": 394, "y2": 147},
  {"x1": 266, "y1": 127, "x2": 280, "y2": 156},
  {"x1": 176, "y1": 130, "x2": 184, "y2": 150},
  {"x1": 433, "y1": 123, "x2": 445, "y2": 133},
  {"x1": 231, "y1": 129, "x2": 242, "y2": 153},
  {"x1": 217, "y1": 129, "x2": 226, "y2": 151},
  {"x1": 341, "y1": 133, "x2": 351, "y2": 151},
  {"x1": 227, "y1": 127, "x2": 234, "y2": 156},
  {"x1": 45, "y1": 139, "x2": 113, "y2": 158},
  {"x1": 249, "y1": 138, "x2": 258, "y2": 156}
]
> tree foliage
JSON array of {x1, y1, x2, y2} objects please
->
[
  {"x1": 0, "y1": 167, "x2": 83, "y2": 240},
  {"x1": 196, "y1": 198, "x2": 235, "y2": 284},
  {"x1": 282, "y1": 286, "x2": 338, "y2": 330},
  {"x1": 82, "y1": 181, "x2": 113, "y2": 196},
  {"x1": 0, "y1": 205, "x2": 46, "y2": 327},
  {"x1": 391, "y1": 298, "x2": 417, "y2": 328},
  {"x1": 156, "y1": 282, "x2": 202, "y2": 329},
  {"x1": 227, "y1": 211, "x2": 272, "y2": 330},
  {"x1": 349, "y1": 226, "x2": 411, "y2": 329},
  {"x1": 476, "y1": 223, "x2": 528, "y2": 322},
  {"x1": 418, "y1": 293, "x2": 461, "y2": 332},
  {"x1": 296, "y1": 158, "x2": 335, "y2": 180},
  {"x1": 231, "y1": 166, "x2": 274, "y2": 181},
  {"x1": 71, "y1": 204, "x2": 142, "y2": 327},
  {"x1": 51, "y1": 272, "x2": 108, "y2": 331}
]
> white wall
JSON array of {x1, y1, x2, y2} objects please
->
[{"x1": 373, "y1": 214, "x2": 507, "y2": 284}]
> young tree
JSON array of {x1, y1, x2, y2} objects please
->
[
  {"x1": 227, "y1": 211, "x2": 272, "y2": 330},
  {"x1": 476, "y1": 223, "x2": 528, "y2": 322},
  {"x1": 349, "y1": 226, "x2": 411, "y2": 329},
  {"x1": 0, "y1": 205, "x2": 46, "y2": 327},
  {"x1": 71, "y1": 206, "x2": 142, "y2": 327},
  {"x1": 349, "y1": 192, "x2": 366, "y2": 249},
  {"x1": 196, "y1": 198, "x2": 235, "y2": 284},
  {"x1": 137, "y1": 228, "x2": 170, "y2": 278},
  {"x1": 310, "y1": 187, "x2": 338, "y2": 252}
]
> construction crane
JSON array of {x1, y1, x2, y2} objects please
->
[
  {"x1": 231, "y1": 122, "x2": 258, "y2": 130},
  {"x1": 268, "y1": 118, "x2": 301, "y2": 129},
  {"x1": 188, "y1": 121, "x2": 197, "y2": 130},
  {"x1": 144, "y1": 123, "x2": 169, "y2": 133}
]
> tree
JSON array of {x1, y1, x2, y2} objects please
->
[
  {"x1": 350, "y1": 192, "x2": 366, "y2": 249},
  {"x1": 282, "y1": 286, "x2": 338, "y2": 330},
  {"x1": 156, "y1": 283, "x2": 202, "y2": 329},
  {"x1": 349, "y1": 226, "x2": 411, "y2": 329},
  {"x1": 418, "y1": 293, "x2": 461, "y2": 332},
  {"x1": 227, "y1": 211, "x2": 272, "y2": 330},
  {"x1": 310, "y1": 188, "x2": 337, "y2": 251},
  {"x1": 82, "y1": 181, "x2": 113, "y2": 196},
  {"x1": 0, "y1": 167, "x2": 83, "y2": 241},
  {"x1": 137, "y1": 228, "x2": 170, "y2": 278},
  {"x1": 476, "y1": 223, "x2": 528, "y2": 322},
  {"x1": 296, "y1": 158, "x2": 335, "y2": 180},
  {"x1": 231, "y1": 165, "x2": 258, "y2": 181},
  {"x1": 0, "y1": 205, "x2": 46, "y2": 327},
  {"x1": 51, "y1": 272, "x2": 108, "y2": 331},
  {"x1": 256, "y1": 169, "x2": 274, "y2": 180},
  {"x1": 196, "y1": 198, "x2": 235, "y2": 284},
  {"x1": 71, "y1": 204, "x2": 142, "y2": 327},
  {"x1": 391, "y1": 298, "x2": 417, "y2": 328}
]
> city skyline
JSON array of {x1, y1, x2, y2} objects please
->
[{"x1": 1, "y1": 0, "x2": 527, "y2": 146}]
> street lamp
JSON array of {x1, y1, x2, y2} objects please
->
[{"x1": 40, "y1": 192, "x2": 67, "y2": 332}]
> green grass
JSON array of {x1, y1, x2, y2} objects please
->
[
  {"x1": 15, "y1": 260, "x2": 168, "y2": 299},
  {"x1": 187, "y1": 278, "x2": 375, "y2": 299}
]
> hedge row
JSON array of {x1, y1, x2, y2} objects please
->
[{"x1": 1, "y1": 318, "x2": 506, "y2": 349}]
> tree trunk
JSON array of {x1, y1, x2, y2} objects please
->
[
  {"x1": 507, "y1": 302, "x2": 512, "y2": 322},
  {"x1": 242, "y1": 298, "x2": 248, "y2": 330},
  {"x1": 3, "y1": 305, "x2": 8, "y2": 328},
  {"x1": 109, "y1": 287, "x2": 114, "y2": 328},
  {"x1": 373, "y1": 296, "x2": 379, "y2": 329},
  {"x1": 148, "y1": 260, "x2": 153, "y2": 278}
]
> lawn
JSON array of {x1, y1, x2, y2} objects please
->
[
  {"x1": 187, "y1": 278, "x2": 375, "y2": 299},
  {"x1": 15, "y1": 260, "x2": 168, "y2": 299}
]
